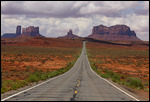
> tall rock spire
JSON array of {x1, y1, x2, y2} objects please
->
[
  {"x1": 67, "y1": 29, "x2": 73, "y2": 35},
  {"x1": 16, "y1": 25, "x2": 21, "y2": 36},
  {"x1": 58, "y1": 29, "x2": 79, "y2": 38}
]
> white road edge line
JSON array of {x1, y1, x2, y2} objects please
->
[
  {"x1": 2, "y1": 42, "x2": 140, "y2": 101},
  {"x1": 1, "y1": 55, "x2": 82, "y2": 101},
  {"x1": 86, "y1": 55, "x2": 140, "y2": 101}
]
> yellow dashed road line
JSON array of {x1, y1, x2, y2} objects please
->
[{"x1": 75, "y1": 91, "x2": 78, "y2": 94}]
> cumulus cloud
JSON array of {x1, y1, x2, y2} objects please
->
[
  {"x1": 133, "y1": 1, "x2": 149, "y2": 15},
  {"x1": 1, "y1": 1, "x2": 78, "y2": 18},
  {"x1": 1, "y1": 1, "x2": 149, "y2": 18},
  {"x1": 1, "y1": 1, "x2": 149, "y2": 41}
]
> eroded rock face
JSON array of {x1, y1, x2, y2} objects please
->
[
  {"x1": 2, "y1": 25, "x2": 44, "y2": 38},
  {"x1": 67, "y1": 29, "x2": 73, "y2": 35},
  {"x1": 58, "y1": 29, "x2": 80, "y2": 38},
  {"x1": 16, "y1": 25, "x2": 21, "y2": 36},
  {"x1": 21, "y1": 26, "x2": 41, "y2": 36},
  {"x1": 88, "y1": 25, "x2": 141, "y2": 41},
  {"x1": 2, "y1": 25, "x2": 21, "y2": 38}
]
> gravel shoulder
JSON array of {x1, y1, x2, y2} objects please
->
[{"x1": 107, "y1": 79, "x2": 149, "y2": 101}]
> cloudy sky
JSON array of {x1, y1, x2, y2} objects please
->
[{"x1": 1, "y1": 1, "x2": 149, "y2": 41}]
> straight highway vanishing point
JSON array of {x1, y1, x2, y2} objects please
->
[{"x1": 1, "y1": 41, "x2": 139, "y2": 101}]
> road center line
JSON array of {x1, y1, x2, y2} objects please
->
[{"x1": 1, "y1": 51, "x2": 82, "y2": 101}]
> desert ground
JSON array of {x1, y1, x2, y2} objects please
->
[
  {"x1": 1, "y1": 37, "x2": 82, "y2": 93},
  {"x1": 86, "y1": 39, "x2": 149, "y2": 99},
  {"x1": 1, "y1": 37, "x2": 149, "y2": 100}
]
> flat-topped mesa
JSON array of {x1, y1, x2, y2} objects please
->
[
  {"x1": 1, "y1": 25, "x2": 22, "y2": 38},
  {"x1": 92, "y1": 24, "x2": 136, "y2": 36},
  {"x1": 2, "y1": 25, "x2": 44, "y2": 38},
  {"x1": 22, "y1": 26, "x2": 40, "y2": 36},
  {"x1": 89, "y1": 24, "x2": 141, "y2": 41}
]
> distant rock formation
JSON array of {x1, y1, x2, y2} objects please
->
[
  {"x1": 88, "y1": 24, "x2": 141, "y2": 41},
  {"x1": 2, "y1": 25, "x2": 44, "y2": 38},
  {"x1": 58, "y1": 29, "x2": 80, "y2": 38},
  {"x1": 2, "y1": 25, "x2": 21, "y2": 38},
  {"x1": 16, "y1": 25, "x2": 21, "y2": 36},
  {"x1": 1, "y1": 33, "x2": 17, "y2": 38},
  {"x1": 20, "y1": 26, "x2": 43, "y2": 37},
  {"x1": 67, "y1": 29, "x2": 73, "y2": 35}
]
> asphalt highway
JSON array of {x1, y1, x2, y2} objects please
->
[{"x1": 3, "y1": 41, "x2": 139, "y2": 101}]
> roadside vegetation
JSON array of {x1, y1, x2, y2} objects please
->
[
  {"x1": 1, "y1": 59, "x2": 77, "y2": 93},
  {"x1": 1, "y1": 41, "x2": 82, "y2": 93},
  {"x1": 87, "y1": 41, "x2": 149, "y2": 91}
]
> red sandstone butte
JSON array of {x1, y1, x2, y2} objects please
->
[{"x1": 88, "y1": 25, "x2": 141, "y2": 41}]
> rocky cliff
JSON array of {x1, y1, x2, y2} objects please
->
[
  {"x1": 2, "y1": 25, "x2": 21, "y2": 38},
  {"x1": 2, "y1": 25, "x2": 44, "y2": 38},
  {"x1": 20, "y1": 26, "x2": 43, "y2": 37},
  {"x1": 58, "y1": 29, "x2": 80, "y2": 38},
  {"x1": 88, "y1": 25, "x2": 141, "y2": 41},
  {"x1": 16, "y1": 25, "x2": 21, "y2": 36}
]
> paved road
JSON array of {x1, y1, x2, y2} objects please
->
[{"x1": 3, "y1": 41, "x2": 139, "y2": 101}]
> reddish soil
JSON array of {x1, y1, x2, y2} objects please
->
[
  {"x1": 87, "y1": 41, "x2": 149, "y2": 82},
  {"x1": 1, "y1": 36, "x2": 82, "y2": 88},
  {"x1": 1, "y1": 37, "x2": 149, "y2": 100},
  {"x1": 1, "y1": 36, "x2": 82, "y2": 48},
  {"x1": 87, "y1": 40, "x2": 149, "y2": 100}
]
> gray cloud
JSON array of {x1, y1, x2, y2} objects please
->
[
  {"x1": 1, "y1": 1, "x2": 80, "y2": 18},
  {"x1": 1, "y1": 1, "x2": 149, "y2": 18},
  {"x1": 1, "y1": 1, "x2": 149, "y2": 41}
]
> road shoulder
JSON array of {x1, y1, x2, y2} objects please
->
[{"x1": 107, "y1": 79, "x2": 149, "y2": 101}]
